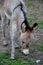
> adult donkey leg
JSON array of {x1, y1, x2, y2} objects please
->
[
  {"x1": 1, "y1": 14, "x2": 8, "y2": 46},
  {"x1": 10, "y1": 20, "x2": 18, "y2": 59}
]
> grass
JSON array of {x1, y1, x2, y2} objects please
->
[
  {"x1": 0, "y1": 52, "x2": 10, "y2": 59},
  {"x1": 40, "y1": 11, "x2": 43, "y2": 16},
  {"x1": 0, "y1": 42, "x2": 43, "y2": 65},
  {"x1": 26, "y1": 2, "x2": 36, "y2": 8},
  {"x1": 0, "y1": 52, "x2": 36, "y2": 65},
  {"x1": 27, "y1": 16, "x2": 43, "y2": 29},
  {"x1": 28, "y1": 59, "x2": 36, "y2": 65},
  {"x1": 38, "y1": 20, "x2": 43, "y2": 28},
  {"x1": 28, "y1": 18, "x2": 33, "y2": 24},
  {"x1": 31, "y1": 42, "x2": 43, "y2": 52},
  {"x1": 26, "y1": 1, "x2": 43, "y2": 29}
]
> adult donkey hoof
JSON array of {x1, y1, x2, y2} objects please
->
[
  {"x1": 3, "y1": 40, "x2": 8, "y2": 47},
  {"x1": 3, "y1": 44, "x2": 8, "y2": 47},
  {"x1": 15, "y1": 47, "x2": 19, "y2": 49},
  {"x1": 10, "y1": 57, "x2": 15, "y2": 60}
]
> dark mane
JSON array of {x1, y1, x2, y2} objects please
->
[
  {"x1": 20, "y1": 2, "x2": 31, "y2": 31},
  {"x1": 20, "y1": 2, "x2": 38, "y2": 32}
]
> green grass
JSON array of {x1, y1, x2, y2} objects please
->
[
  {"x1": 38, "y1": 20, "x2": 43, "y2": 28},
  {"x1": 28, "y1": 18, "x2": 33, "y2": 24},
  {"x1": 27, "y1": 17, "x2": 43, "y2": 29},
  {"x1": 28, "y1": 59, "x2": 36, "y2": 65},
  {"x1": 26, "y1": 2, "x2": 36, "y2": 8},
  {"x1": 0, "y1": 52, "x2": 10, "y2": 59},
  {"x1": 40, "y1": 11, "x2": 43, "y2": 16},
  {"x1": 0, "y1": 52, "x2": 36, "y2": 65},
  {"x1": 0, "y1": 42, "x2": 43, "y2": 65},
  {"x1": 31, "y1": 42, "x2": 43, "y2": 52}
]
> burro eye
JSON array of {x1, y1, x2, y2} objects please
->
[{"x1": 22, "y1": 41, "x2": 25, "y2": 43}]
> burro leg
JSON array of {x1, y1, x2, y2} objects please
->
[
  {"x1": 10, "y1": 20, "x2": 18, "y2": 59},
  {"x1": 1, "y1": 13, "x2": 7, "y2": 46}
]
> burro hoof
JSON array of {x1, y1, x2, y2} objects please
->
[
  {"x1": 10, "y1": 56, "x2": 15, "y2": 60},
  {"x1": 22, "y1": 49, "x2": 29, "y2": 55},
  {"x1": 3, "y1": 44, "x2": 8, "y2": 47},
  {"x1": 3, "y1": 40, "x2": 8, "y2": 47}
]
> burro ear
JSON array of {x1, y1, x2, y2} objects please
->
[{"x1": 32, "y1": 23, "x2": 38, "y2": 30}]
